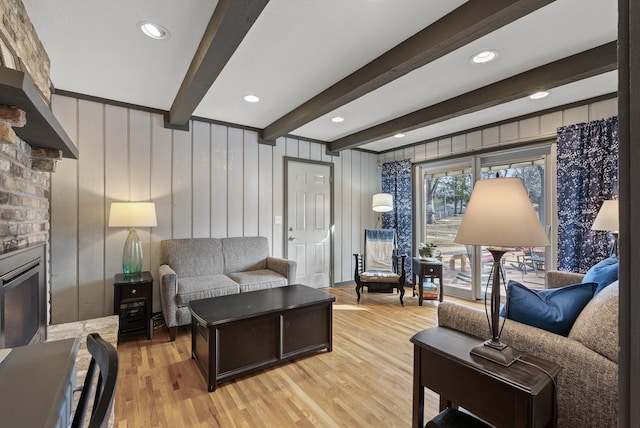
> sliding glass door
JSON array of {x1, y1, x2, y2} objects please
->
[
  {"x1": 418, "y1": 158, "x2": 475, "y2": 299},
  {"x1": 417, "y1": 144, "x2": 553, "y2": 300},
  {"x1": 480, "y1": 151, "x2": 549, "y2": 291}
]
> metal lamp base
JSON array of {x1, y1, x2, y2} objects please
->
[{"x1": 471, "y1": 339, "x2": 520, "y2": 367}]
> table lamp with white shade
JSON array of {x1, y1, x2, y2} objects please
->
[
  {"x1": 454, "y1": 177, "x2": 550, "y2": 366},
  {"x1": 591, "y1": 199, "x2": 619, "y2": 256},
  {"x1": 108, "y1": 202, "x2": 157, "y2": 276}
]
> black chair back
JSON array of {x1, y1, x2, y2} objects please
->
[{"x1": 71, "y1": 333, "x2": 119, "y2": 428}]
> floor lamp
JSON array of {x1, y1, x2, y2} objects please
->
[
  {"x1": 372, "y1": 193, "x2": 393, "y2": 228},
  {"x1": 454, "y1": 178, "x2": 549, "y2": 366}
]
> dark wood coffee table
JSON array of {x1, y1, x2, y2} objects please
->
[{"x1": 189, "y1": 284, "x2": 336, "y2": 391}]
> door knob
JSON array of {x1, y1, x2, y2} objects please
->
[{"x1": 288, "y1": 236, "x2": 296, "y2": 241}]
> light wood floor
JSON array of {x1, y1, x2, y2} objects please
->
[{"x1": 114, "y1": 286, "x2": 483, "y2": 428}]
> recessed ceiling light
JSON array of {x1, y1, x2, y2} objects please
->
[
  {"x1": 394, "y1": 133, "x2": 405, "y2": 138},
  {"x1": 529, "y1": 91, "x2": 550, "y2": 100},
  {"x1": 243, "y1": 94, "x2": 260, "y2": 103},
  {"x1": 471, "y1": 50, "x2": 498, "y2": 64},
  {"x1": 138, "y1": 21, "x2": 170, "y2": 40},
  {"x1": 331, "y1": 116, "x2": 344, "y2": 123}
]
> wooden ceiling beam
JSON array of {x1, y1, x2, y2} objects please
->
[
  {"x1": 328, "y1": 42, "x2": 618, "y2": 152},
  {"x1": 261, "y1": 0, "x2": 555, "y2": 142},
  {"x1": 167, "y1": 0, "x2": 270, "y2": 129}
]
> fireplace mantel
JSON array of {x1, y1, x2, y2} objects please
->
[{"x1": 0, "y1": 67, "x2": 77, "y2": 159}]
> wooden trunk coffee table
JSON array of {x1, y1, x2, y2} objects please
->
[{"x1": 189, "y1": 284, "x2": 336, "y2": 391}]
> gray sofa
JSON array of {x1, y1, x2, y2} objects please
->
[
  {"x1": 438, "y1": 270, "x2": 618, "y2": 428},
  {"x1": 159, "y1": 237, "x2": 297, "y2": 341}
]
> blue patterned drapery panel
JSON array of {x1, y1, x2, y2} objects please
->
[
  {"x1": 557, "y1": 116, "x2": 618, "y2": 272},
  {"x1": 381, "y1": 159, "x2": 413, "y2": 282}
]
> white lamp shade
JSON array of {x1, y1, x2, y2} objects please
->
[
  {"x1": 454, "y1": 177, "x2": 549, "y2": 248},
  {"x1": 591, "y1": 200, "x2": 619, "y2": 232},
  {"x1": 372, "y1": 193, "x2": 393, "y2": 212},
  {"x1": 108, "y1": 202, "x2": 158, "y2": 228}
]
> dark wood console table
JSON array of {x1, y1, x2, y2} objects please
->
[
  {"x1": 411, "y1": 327, "x2": 560, "y2": 428},
  {"x1": 0, "y1": 337, "x2": 80, "y2": 428}
]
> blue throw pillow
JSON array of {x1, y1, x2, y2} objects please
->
[
  {"x1": 582, "y1": 255, "x2": 619, "y2": 294},
  {"x1": 499, "y1": 280, "x2": 597, "y2": 336}
]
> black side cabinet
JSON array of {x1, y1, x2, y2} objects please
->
[{"x1": 113, "y1": 271, "x2": 153, "y2": 342}]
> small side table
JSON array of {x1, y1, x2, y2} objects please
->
[
  {"x1": 113, "y1": 271, "x2": 153, "y2": 342},
  {"x1": 412, "y1": 257, "x2": 444, "y2": 305},
  {"x1": 411, "y1": 327, "x2": 560, "y2": 428}
]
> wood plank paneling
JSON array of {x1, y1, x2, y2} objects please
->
[
  {"x1": 192, "y1": 121, "x2": 211, "y2": 238},
  {"x1": 351, "y1": 152, "x2": 361, "y2": 260},
  {"x1": 129, "y1": 110, "x2": 152, "y2": 201},
  {"x1": 272, "y1": 138, "x2": 285, "y2": 257},
  {"x1": 150, "y1": 113, "x2": 173, "y2": 312},
  {"x1": 49, "y1": 94, "x2": 377, "y2": 320},
  {"x1": 49, "y1": 93, "x2": 620, "y2": 321},
  {"x1": 227, "y1": 128, "x2": 244, "y2": 237},
  {"x1": 258, "y1": 142, "x2": 273, "y2": 244},
  {"x1": 172, "y1": 127, "x2": 192, "y2": 239},
  {"x1": 128, "y1": 110, "x2": 153, "y2": 279},
  {"x1": 104, "y1": 105, "x2": 129, "y2": 314},
  {"x1": 286, "y1": 137, "x2": 298, "y2": 158},
  {"x1": 383, "y1": 98, "x2": 619, "y2": 165},
  {"x1": 77, "y1": 99, "x2": 105, "y2": 320},
  {"x1": 563, "y1": 105, "x2": 589, "y2": 125},
  {"x1": 210, "y1": 124, "x2": 228, "y2": 238},
  {"x1": 298, "y1": 139, "x2": 310, "y2": 159},
  {"x1": 50, "y1": 95, "x2": 79, "y2": 323},
  {"x1": 340, "y1": 150, "x2": 352, "y2": 281},
  {"x1": 243, "y1": 130, "x2": 259, "y2": 237},
  {"x1": 310, "y1": 142, "x2": 322, "y2": 161}
]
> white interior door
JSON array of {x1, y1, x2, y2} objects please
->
[{"x1": 286, "y1": 160, "x2": 332, "y2": 288}]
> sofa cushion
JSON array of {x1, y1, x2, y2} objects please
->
[
  {"x1": 500, "y1": 280, "x2": 597, "y2": 336},
  {"x1": 227, "y1": 269, "x2": 288, "y2": 293},
  {"x1": 221, "y1": 237, "x2": 269, "y2": 274},
  {"x1": 569, "y1": 281, "x2": 619, "y2": 363},
  {"x1": 161, "y1": 238, "x2": 224, "y2": 277},
  {"x1": 582, "y1": 254, "x2": 618, "y2": 294},
  {"x1": 176, "y1": 275, "x2": 239, "y2": 306}
]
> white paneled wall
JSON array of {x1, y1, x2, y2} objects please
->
[
  {"x1": 50, "y1": 95, "x2": 378, "y2": 323},
  {"x1": 49, "y1": 95, "x2": 616, "y2": 323},
  {"x1": 379, "y1": 97, "x2": 618, "y2": 163}
]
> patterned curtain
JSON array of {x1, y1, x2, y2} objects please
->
[
  {"x1": 557, "y1": 116, "x2": 618, "y2": 272},
  {"x1": 381, "y1": 159, "x2": 412, "y2": 281}
]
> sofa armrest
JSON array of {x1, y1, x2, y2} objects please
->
[
  {"x1": 266, "y1": 257, "x2": 297, "y2": 285},
  {"x1": 437, "y1": 301, "x2": 491, "y2": 339},
  {"x1": 158, "y1": 264, "x2": 178, "y2": 327},
  {"x1": 546, "y1": 270, "x2": 585, "y2": 289},
  {"x1": 437, "y1": 302, "x2": 618, "y2": 427}
]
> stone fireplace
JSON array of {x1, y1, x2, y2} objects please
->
[{"x1": 0, "y1": 1, "x2": 78, "y2": 335}]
